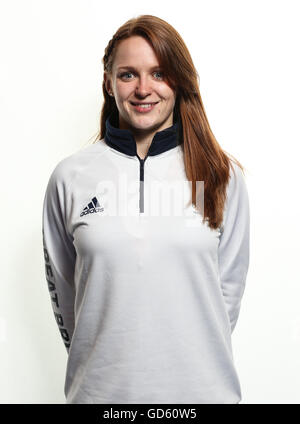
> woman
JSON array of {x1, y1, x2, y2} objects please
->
[{"x1": 42, "y1": 15, "x2": 250, "y2": 404}]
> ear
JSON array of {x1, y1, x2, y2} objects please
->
[{"x1": 104, "y1": 72, "x2": 112, "y2": 95}]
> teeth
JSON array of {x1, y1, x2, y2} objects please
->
[{"x1": 135, "y1": 103, "x2": 153, "y2": 108}]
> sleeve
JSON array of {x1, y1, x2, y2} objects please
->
[
  {"x1": 218, "y1": 162, "x2": 250, "y2": 334},
  {"x1": 42, "y1": 163, "x2": 77, "y2": 353}
]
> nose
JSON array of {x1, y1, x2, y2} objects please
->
[{"x1": 134, "y1": 74, "x2": 152, "y2": 97}]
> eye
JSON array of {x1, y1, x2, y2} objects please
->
[
  {"x1": 119, "y1": 72, "x2": 134, "y2": 80},
  {"x1": 118, "y1": 71, "x2": 164, "y2": 81},
  {"x1": 153, "y1": 71, "x2": 164, "y2": 80}
]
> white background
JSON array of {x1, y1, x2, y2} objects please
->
[{"x1": 0, "y1": 0, "x2": 299, "y2": 404}]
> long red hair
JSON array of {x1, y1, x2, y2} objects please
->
[{"x1": 92, "y1": 14, "x2": 245, "y2": 230}]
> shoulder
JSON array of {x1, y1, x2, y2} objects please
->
[
  {"x1": 222, "y1": 159, "x2": 249, "y2": 216},
  {"x1": 219, "y1": 158, "x2": 250, "y2": 231},
  {"x1": 226, "y1": 159, "x2": 248, "y2": 197},
  {"x1": 229, "y1": 159, "x2": 246, "y2": 181},
  {"x1": 46, "y1": 139, "x2": 108, "y2": 188}
]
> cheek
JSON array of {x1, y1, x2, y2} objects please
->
[
  {"x1": 159, "y1": 88, "x2": 176, "y2": 104},
  {"x1": 115, "y1": 83, "x2": 132, "y2": 100}
]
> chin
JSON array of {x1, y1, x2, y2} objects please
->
[
  {"x1": 136, "y1": 120, "x2": 162, "y2": 131},
  {"x1": 130, "y1": 115, "x2": 159, "y2": 126}
]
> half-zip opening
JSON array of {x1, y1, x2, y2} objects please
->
[
  {"x1": 136, "y1": 153, "x2": 149, "y2": 213},
  {"x1": 104, "y1": 113, "x2": 180, "y2": 214}
]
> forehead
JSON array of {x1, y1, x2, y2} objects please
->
[{"x1": 113, "y1": 36, "x2": 160, "y2": 69}]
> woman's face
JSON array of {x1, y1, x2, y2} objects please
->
[{"x1": 104, "y1": 35, "x2": 176, "y2": 133}]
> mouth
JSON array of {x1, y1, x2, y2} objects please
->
[
  {"x1": 130, "y1": 101, "x2": 159, "y2": 112},
  {"x1": 130, "y1": 101, "x2": 159, "y2": 105}
]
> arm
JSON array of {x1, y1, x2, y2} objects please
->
[
  {"x1": 42, "y1": 163, "x2": 76, "y2": 353},
  {"x1": 218, "y1": 162, "x2": 250, "y2": 334}
]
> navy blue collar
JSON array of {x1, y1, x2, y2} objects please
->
[{"x1": 104, "y1": 111, "x2": 182, "y2": 158}]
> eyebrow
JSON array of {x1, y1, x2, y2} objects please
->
[{"x1": 117, "y1": 65, "x2": 162, "y2": 71}]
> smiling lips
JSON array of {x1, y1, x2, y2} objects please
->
[
  {"x1": 130, "y1": 101, "x2": 159, "y2": 112},
  {"x1": 130, "y1": 101, "x2": 159, "y2": 105}
]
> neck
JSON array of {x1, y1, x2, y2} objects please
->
[
  {"x1": 135, "y1": 136, "x2": 153, "y2": 160},
  {"x1": 104, "y1": 110, "x2": 182, "y2": 159},
  {"x1": 119, "y1": 115, "x2": 174, "y2": 160}
]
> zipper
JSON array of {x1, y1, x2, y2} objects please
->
[{"x1": 136, "y1": 153, "x2": 149, "y2": 213}]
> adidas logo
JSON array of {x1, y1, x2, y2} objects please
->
[{"x1": 80, "y1": 196, "x2": 104, "y2": 217}]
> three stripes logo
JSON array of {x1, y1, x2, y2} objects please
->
[{"x1": 80, "y1": 196, "x2": 104, "y2": 217}]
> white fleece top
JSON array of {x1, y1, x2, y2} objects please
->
[{"x1": 42, "y1": 115, "x2": 250, "y2": 404}]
